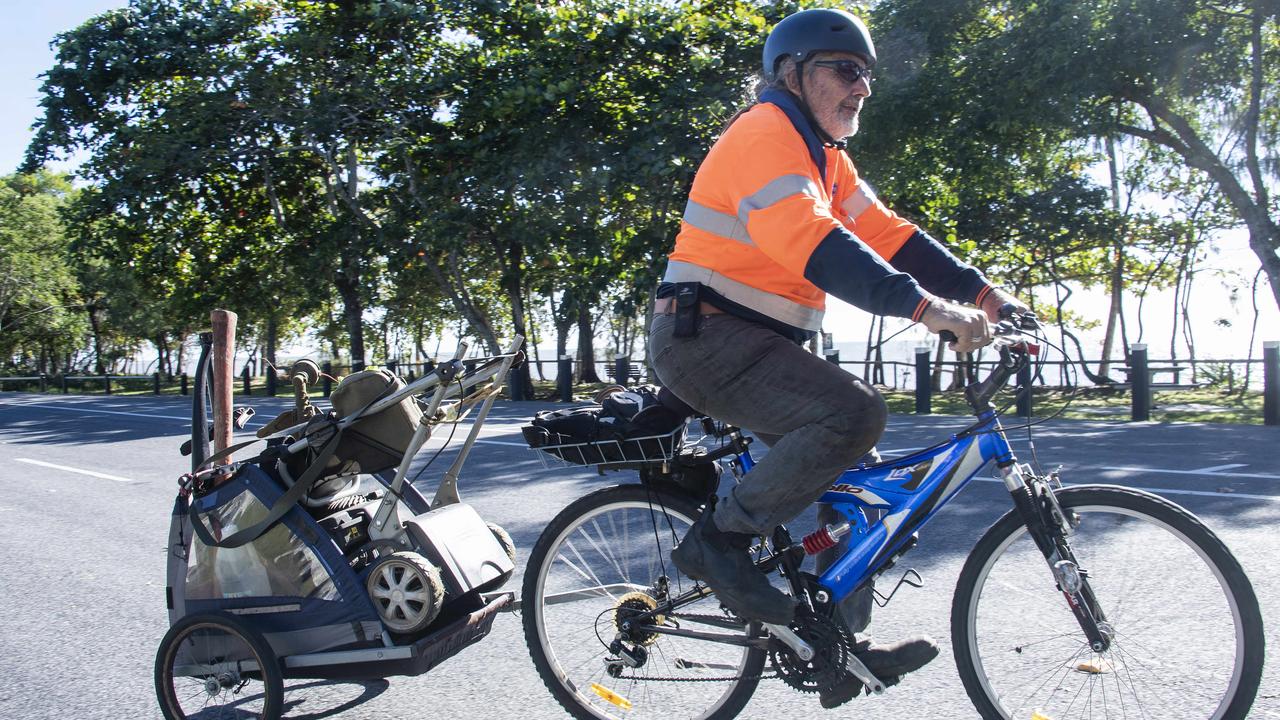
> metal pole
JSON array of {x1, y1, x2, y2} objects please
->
[
  {"x1": 1130, "y1": 343, "x2": 1150, "y2": 422},
  {"x1": 914, "y1": 346, "x2": 931, "y2": 415},
  {"x1": 557, "y1": 355, "x2": 573, "y2": 402},
  {"x1": 1264, "y1": 341, "x2": 1279, "y2": 426},
  {"x1": 1016, "y1": 362, "x2": 1032, "y2": 418}
]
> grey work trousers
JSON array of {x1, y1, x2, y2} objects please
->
[{"x1": 649, "y1": 311, "x2": 887, "y2": 632}]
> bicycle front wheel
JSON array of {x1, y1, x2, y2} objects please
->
[
  {"x1": 522, "y1": 484, "x2": 765, "y2": 720},
  {"x1": 952, "y1": 485, "x2": 1263, "y2": 720}
]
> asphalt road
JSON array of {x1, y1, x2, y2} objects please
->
[{"x1": 0, "y1": 391, "x2": 1276, "y2": 719}]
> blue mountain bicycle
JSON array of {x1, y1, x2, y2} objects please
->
[{"x1": 521, "y1": 313, "x2": 1264, "y2": 720}]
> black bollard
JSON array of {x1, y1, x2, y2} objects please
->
[
  {"x1": 61, "y1": 375, "x2": 68, "y2": 394},
  {"x1": 1016, "y1": 362, "x2": 1033, "y2": 418},
  {"x1": 322, "y1": 361, "x2": 333, "y2": 398},
  {"x1": 104, "y1": 373, "x2": 111, "y2": 395},
  {"x1": 557, "y1": 356, "x2": 573, "y2": 402},
  {"x1": 914, "y1": 346, "x2": 931, "y2": 415},
  {"x1": 1264, "y1": 341, "x2": 1279, "y2": 426},
  {"x1": 615, "y1": 355, "x2": 631, "y2": 387},
  {"x1": 153, "y1": 372, "x2": 161, "y2": 395},
  {"x1": 242, "y1": 366, "x2": 252, "y2": 396},
  {"x1": 39, "y1": 374, "x2": 47, "y2": 394},
  {"x1": 181, "y1": 374, "x2": 188, "y2": 396},
  {"x1": 266, "y1": 368, "x2": 277, "y2": 397},
  {"x1": 1131, "y1": 344, "x2": 1150, "y2": 422}
]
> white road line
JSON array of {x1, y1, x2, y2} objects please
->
[
  {"x1": 0, "y1": 402, "x2": 189, "y2": 421},
  {"x1": 1101, "y1": 465, "x2": 1280, "y2": 481},
  {"x1": 15, "y1": 458, "x2": 135, "y2": 483},
  {"x1": 1190, "y1": 463, "x2": 1248, "y2": 473},
  {"x1": 969, "y1": 477, "x2": 1278, "y2": 501}
]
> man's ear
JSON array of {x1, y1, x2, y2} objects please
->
[{"x1": 782, "y1": 63, "x2": 802, "y2": 95}]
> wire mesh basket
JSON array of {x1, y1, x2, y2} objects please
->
[{"x1": 530, "y1": 425, "x2": 687, "y2": 470}]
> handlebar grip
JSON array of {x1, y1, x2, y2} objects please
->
[{"x1": 939, "y1": 330, "x2": 958, "y2": 344}]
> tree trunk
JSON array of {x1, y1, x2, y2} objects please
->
[
  {"x1": 265, "y1": 313, "x2": 278, "y2": 375},
  {"x1": 335, "y1": 267, "x2": 365, "y2": 372},
  {"x1": 500, "y1": 239, "x2": 531, "y2": 389},
  {"x1": 576, "y1": 304, "x2": 601, "y2": 383},
  {"x1": 87, "y1": 302, "x2": 105, "y2": 374},
  {"x1": 1099, "y1": 134, "x2": 1124, "y2": 381}
]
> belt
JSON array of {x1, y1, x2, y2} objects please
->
[{"x1": 653, "y1": 298, "x2": 726, "y2": 315}]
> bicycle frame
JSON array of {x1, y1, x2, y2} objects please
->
[{"x1": 738, "y1": 409, "x2": 1018, "y2": 605}]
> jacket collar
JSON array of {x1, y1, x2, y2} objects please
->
[{"x1": 759, "y1": 88, "x2": 828, "y2": 184}]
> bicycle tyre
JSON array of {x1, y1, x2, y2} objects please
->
[
  {"x1": 155, "y1": 611, "x2": 283, "y2": 720},
  {"x1": 522, "y1": 483, "x2": 766, "y2": 720},
  {"x1": 952, "y1": 484, "x2": 1263, "y2": 720}
]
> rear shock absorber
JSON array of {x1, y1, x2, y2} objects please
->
[{"x1": 801, "y1": 521, "x2": 852, "y2": 555}]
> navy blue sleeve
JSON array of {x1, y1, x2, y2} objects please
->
[
  {"x1": 804, "y1": 227, "x2": 932, "y2": 321},
  {"x1": 887, "y1": 230, "x2": 990, "y2": 304}
]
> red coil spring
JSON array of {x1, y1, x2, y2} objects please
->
[{"x1": 802, "y1": 527, "x2": 837, "y2": 555}]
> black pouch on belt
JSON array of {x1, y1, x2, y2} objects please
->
[{"x1": 673, "y1": 282, "x2": 701, "y2": 338}]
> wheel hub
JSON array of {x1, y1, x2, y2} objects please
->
[{"x1": 615, "y1": 591, "x2": 665, "y2": 646}]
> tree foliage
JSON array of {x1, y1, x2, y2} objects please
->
[{"x1": 15, "y1": 0, "x2": 1273, "y2": 377}]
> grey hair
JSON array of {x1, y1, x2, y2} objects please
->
[{"x1": 721, "y1": 57, "x2": 797, "y2": 133}]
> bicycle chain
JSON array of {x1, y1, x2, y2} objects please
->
[
  {"x1": 611, "y1": 671, "x2": 779, "y2": 683},
  {"x1": 611, "y1": 613, "x2": 776, "y2": 683}
]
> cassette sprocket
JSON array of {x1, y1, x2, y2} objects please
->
[{"x1": 615, "y1": 591, "x2": 666, "y2": 646}]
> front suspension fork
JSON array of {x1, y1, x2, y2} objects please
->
[{"x1": 1002, "y1": 463, "x2": 1113, "y2": 652}]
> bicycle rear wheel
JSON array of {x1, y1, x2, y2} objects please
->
[
  {"x1": 522, "y1": 483, "x2": 765, "y2": 720},
  {"x1": 952, "y1": 485, "x2": 1263, "y2": 720}
]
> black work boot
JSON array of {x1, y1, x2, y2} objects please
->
[
  {"x1": 819, "y1": 634, "x2": 940, "y2": 709},
  {"x1": 670, "y1": 511, "x2": 795, "y2": 624}
]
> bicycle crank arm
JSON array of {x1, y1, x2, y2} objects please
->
[
  {"x1": 844, "y1": 654, "x2": 887, "y2": 695},
  {"x1": 763, "y1": 623, "x2": 814, "y2": 661}
]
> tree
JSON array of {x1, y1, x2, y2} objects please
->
[
  {"x1": 25, "y1": 0, "x2": 457, "y2": 368},
  {"x1": 0, "y1": 172, "x2": 86, "y2": 372},
  {"x1": 873, "y1": 0, "x2": 1279, "y2": 310}
]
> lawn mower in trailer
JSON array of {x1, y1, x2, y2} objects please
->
[{"x1": 155, "y1": 334, "x2": 523, "y2": 720}]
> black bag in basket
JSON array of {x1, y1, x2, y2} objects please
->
[{"x1": 522, "y1": 385, "x2": 690, "y2": 465}]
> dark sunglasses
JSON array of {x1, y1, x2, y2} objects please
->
[{"x1": 811, "y1": 59, "x2": 873, "y2": 85}]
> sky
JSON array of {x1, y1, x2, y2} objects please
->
[{"x1": 3, "y1": 1, "x2": 1276, "y2": 365}]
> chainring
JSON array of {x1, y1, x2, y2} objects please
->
[
  {"x1": 615, "y1": 591, "x2": 666, "y2": 647},
  {"x1": 768, "y1": 612, "x2": 853, "y2": 694}
]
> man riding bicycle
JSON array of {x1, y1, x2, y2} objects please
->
[{"x1": 650, "y1": 8, "x2": 1028, "y2": 707}]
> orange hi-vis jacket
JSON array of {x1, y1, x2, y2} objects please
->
[{"x1": 663, "y1": 88, "x2": 990, "y2": 340}]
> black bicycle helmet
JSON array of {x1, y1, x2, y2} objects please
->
[{"x1": 762, "y1": 8, "x2": 877, "y2": 83}]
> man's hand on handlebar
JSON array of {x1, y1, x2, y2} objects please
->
[
  {"x1": 980, "y1": 287, "x2": 1030, "y2": 323},
  {"x1": 920, "y1": 298, "x2": 992, "y2": 353}
]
